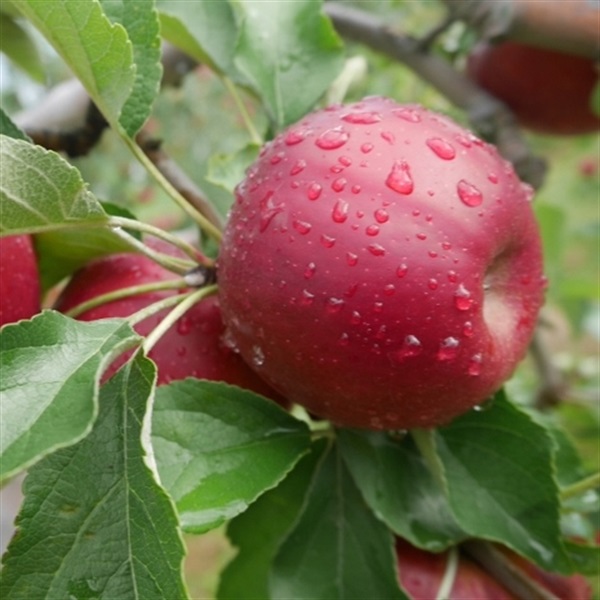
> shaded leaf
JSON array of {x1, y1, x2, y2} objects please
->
[
  {"x1": 0, "y1": 108, "x2": 31, "y2": 142},
  {"x1": 152, "y1": 379, "x2": 311, "y2": 533},
  {"x1": 206, "y1": 143, "x2": 260, "y2": 195},
  {"x1": 0, "y1": 12, "x2": 45, "y2": 82},
  {"x1": 0, "y1": 353, "x2": 188, "y2": 599},
  {"x1": 0, "y1": 311, "x2": 139, "y2": 481}
]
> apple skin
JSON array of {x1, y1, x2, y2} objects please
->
[
  {"x1": 0, "y1": 235, "x2": 41, "y2": 326},
  {"x1": 54, "y1": 248, "x2": 287, "y2": 403},
  {"x1": 217, "y1": 96, "x2": 545, "y2": 430},
  {"x1": 396, "y1": 539, "x2": 591, "y2": 600},
  {"x1": 467, "y1": 42, "x2": 600, "y2": 136}
]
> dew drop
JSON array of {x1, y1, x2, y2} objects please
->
[
  {"x1": 285, "y1": 129, "x2": 306, "y2": 145},
  {"x1": 393, "y1": 107, "x2": 421, "y2": 122},
  {"x1": 176, "y1": 346, "x2": 187, "y2": 357},
  {"x1": 396, "y1": 264, "x2": 408, "y2": 278},
  {"x1": 426, "y1": 137, "x2": 456, "y2": 160},
  {"x1": 342, "y1": 110, "x2": 382, "y2": 124},
  {"x1": 366, "y1": 224, "x2": 380, "y2": 236},
  {"x1": 373, "y1": 301, "x2": 384, "y2": 313},
  {"x1": 381, "y1": 131, "x2": 395, "y2": 144},
  {"x1": 468, "y1": 353, "x2": 483, "y2": 376},
  {"x1": 428, "y1": 250, "x2": 438, "y2": 258},
  {"x1": 454, "y1": 284, "x2": 473, "y2": 311},
  {"x1": 259, "y1": 191, "x2": 284, "y2": 232},
  {"x1": 360, "y1": 142, "x2": 374, "y2": 154},
  {"x1": 412, "y1": 209, "x2": 421, "y2": 217},
  {"x1": 326, "y1": 297, "x2": 345, "y2": 313},
  {"x1": 385, "y1": 160, "x2": 414, "y2": 195},
  {"x1": 442, "y1": 241, "x2": 452, "y2": 251},
  {"x1": 375, "y1": 324, "x2": 388, "y2": 339},
  {"x1": 428, "y1": 278, "x2": 439, "y2": 290},
  {"x1": 383, "y1": 284, "x2": 396, "y2": 296},
  {"x1": 416, "y1": 232, "x2": 427, "y2": 241},
  {"x1": 339, "y1": 155, "x2": 352, "y2": 167},
  {"x1": 293, "y1": 219, "x2": 312, "y2": 235},
  {"x1": 304, "y1": 262, "x2": 317, "y2": 279},
  {"x1": 270, "y1": 152, "x2": 284, "y2": 165},
  {"x1": 338, "y1": 332, "x2": 350, "y2": 346},
  {"x1": 374, "y1": 208, "x2": 389, "y2": 223},
  {"x1": 177, "y1": 316, "x2": 192, "y2": 335},
  {"x1": 252, "y1": 345, "x2": 265, "y2": 367},
  {"x1": 457, "y1": 179, "x2": 483, "y2": 207},
  {"x1": 307, "y1": 182, "x2": 322, "y2": 200},
  {"x1": 447, "y1": 270, "x2": 458, "y2": 283},
  {"x1": 301, "y1": 289, "x2": 315, "y2": 305},
  {"x1": 330, "y1": 164, "x2": 344, "y2": 174},
  {"x1": 463, "y1": 321, "x2": 474, "y2": 337},
  {"x1": 488, "y1": 172, "x2": 499, "y2": 184},
  {"x1": 332, "y1": 177, "x2": 347, "y2": 192},
  {"x1": 290, "y1": 159, "x2": 306, "y2": 175},
  {"x1": 350, "y1": 310, "x2": 362, "y2": 325},
  {"x1": 351, "y1": 184, "x2": 362, "y2": 194},
  {"x1": 395, "y1": 335, "x2": 423, "y2": 360},
  {"x1": 315, "y1": 126, "x2": 349, "y2": 150},
  {"x1": 321, "y1": 234, "x2": 336, "y2": 248},
  {"x1": 346, "y1": 252, "x2": 358, "y2": 266},
  {"x1": 368, "y1": 243, "x2": 386, "y2": 256},
  {"x1": 437, "y1": 337, "x2": 460, "y2": 361},
  {"x1": 332, "y1": 198, "x2": 349, "y2": 223}
]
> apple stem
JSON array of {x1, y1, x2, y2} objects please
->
[
  {"x1": 63, "y1": 279, "x2": 190, "y2": 319},
  {"x1": 436, "y1": 545, "x2": 459, "y2": 600},
  {"x1": 222, "y1": 77, "x2": 263, "y2": 146},
  {"x1": 107, "y1": 216, "x2": 214, "y2": 267},
  {"x1": 560, "y1": 472, "x2": 600, "y2": 501},
  {"x1": 142, "y1": 285, "x2": 218, "y2": 354},
  {"x1": 121, "y1": 135, "x2": 223, "y2": 244},
  {"x1": 109, "y1": 227, "x2": 198, "y2": 275}
]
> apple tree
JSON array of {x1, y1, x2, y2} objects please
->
[{"x1": 0, "y1": 1, "x2": 598, "y2": 599}]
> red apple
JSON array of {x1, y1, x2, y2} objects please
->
[
  {"x1": 0, "y1": 234, "x2": 41, "y2": 326},
  {"x1": 396, "y1": 539, "x2": 591, "y2": 600},
  {"x1": 467, "y1": 42, "x2": 600, "y2": 136},
  {"x1": 54, "y1": 246, "x2": 286, "y2": 403},
  {"x1": 217, "y1": 96, "x2": 545, "y2": 429}
]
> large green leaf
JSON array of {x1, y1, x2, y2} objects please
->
[
  {"x1": 338, "y1": 429, "x2": 465, "y2": 551},
  {"x1": 0, "y1": 108, "x2": 30, "y2": 142},
  {"x1": 218, "y1": 440, "x2": 327, "y2": 600},
  {"x1": 0, "y1": 354, "x2": 188, "y2": 599},
  {"x1": 0, "y1": 135, "x2": 107, "y2": 234},
  {"x1": 0, "y1": 311, "x2": 139, "y2": 481},
  {"x1": 231, "y1": 0, "x2": 344, "y2": 128},
  {"x1": 270, "y1": 441, "x2": 407, "y2": 600},
  {"x1": 0, "y1": 12, "x2": 45, "y2": 82},
  {"x1": 152, "y1": 379, "x2": 311, "y2": 533},
  {"x1": 12, "y1": 0, "x2": 136, "y2": 135}
]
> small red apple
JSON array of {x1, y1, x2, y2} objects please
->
[
  {"x1": 217, "y1": 96, "x2": 545, "y2": 429},
  {"x1": 54, "y1": 246, "x2": 286, "y2": 403},
  {"x1": 0, "y1": 234, "x2": 41, "y2": 326},
  {"x1": 467, "y1": 42, "x2": 600, "y2": 136},
  {"x1": 396, "y1": 539, "x2": 592, "y2": 600}
]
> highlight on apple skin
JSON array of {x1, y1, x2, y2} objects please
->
[{"x1": 217, "y1": 96, "x2": 546, "y2": 430}]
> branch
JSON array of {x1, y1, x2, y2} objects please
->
[
  {"x1": 443, "y1": 0, "x2": 600, "y2": 59},
  {"x1": 323, "y1": 2, "x2": 547, "y2": 189}
]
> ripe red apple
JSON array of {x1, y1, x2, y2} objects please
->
[
  {"x1": 217, "y1": 96, "x2": 545, "y2": 429},
  {"x1": 54, "y1": 246, "x2": 286, "y2": 403},
  {"x1": 396, "y1": 539, "x2": 591, "y2": 600},
  {"x1": 467, "y1": 42, "x2": 600, "y2": 136},
  {"x1": 0, "y1": 234, "x2": 41, "y2": 326}
]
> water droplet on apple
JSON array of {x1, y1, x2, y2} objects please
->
[
  {"x1": 284, "y1": 128, "x2": 306, "y2": 145},
  {"x1": 429, "y1": 250, "x2": 438, "y2": 258},
  {"x1": 457, "y1": 179, "x2": 483, "y2": 207},
  {"x1": 397, "y1": 264, "x2": 408, "y2": 278},
  {"x1": 301, "y1": 289, "x2": 315, "y2": 305},
  {"x1": 463, "y1": 321, "x2": 474, "y2": 337},
  {"x1": 304, "y1": 262, "x2": 317, "y2": 279},
  {"x1": 315, "y1": 126, "x2": 349, "y2": 149},
  {"x1": 338, "y1": 332, "x2": 350, "y2": 346},
  {"x1": 394, "y1": 335, "x2": 423, "y2": 360},
  {"x1": 307, "y1": 182, "x2": 322, "y2": 200},
  {"x1": 368, "y1": 243, "x2": 386, "y2": 256},
  {"x1": 468, "y1": 353, "x2": 483, "y2": 376},
  {"x1": 332, "y1": 177, "x2": 347, "y2": 192},
  {"x1": 436, "y1": 337, "x2": 460, "y2": 361},
  {"x1": 381, "y1": 131, "x2": 395, "y2": 144},
  {"x1": 332, "y1": 199, "x2": 349, "y2": 223},
  {"x1": 270, "y1": 152, "x2": 284, "y2": 165},
  {"x1": 176, "y1": 345, "x2": 187, "y2": 357},
  {"x1": 383, "y1": 284, "x2": 396, "y2": 296},
  {"x1": 342, "y1": 110, "x2": 382, "y2": 124},
  {"x1": 454, "y1": 284, "x2": 473, "y2": 310},
  {"x1": 252, "y1": 345, "x2": 265, "y2": 367},
  {"x1": 321, "y1": 234, "x2": 336, "y2": 248},
  {"x1": 442, "y1": 241, "x2": 452, "y2": 251},
  {"x1": 326, "y1": 297, "x2": 345, "y2": 313},
  {"x1": 366, "y1": 224, "x2": 380, "y2": 236},
  {"x1": 426, "y1": 137, "x2": 456, "y2": 160},
  {"x1": 293, "y1": 219, "x2": 312, "y2": 235},
  {"x1": 177, "y1": 316, "x2": 192, "y2": 335},
  {"x1": 351, "y1": 184, "x2": 361, "y2": 194},
  {"x1": 488, "y1": 172, "x2": 499, "y2": 184},
  {"x1": 386, "y1": 160, "x2": 414, "y2": 195},
  {"x1": 472, "y1": 396, "x2": 494, "y2": 411},
  {"x1": 447, "y1": 270, "x2": 457, "y2": 282},
  {"x1": 346, "y1": 252, "x2": 358, "y2": 266},
  {"x1": 360, "y1": 142, "x2": 374, "y2": 154},
  {"x1": 374, "y1": 208, "x2": 389, "y2": 223},
  {"x1": 259, "y1": 191, "x2": 284, "y2": 232},
  {"x1": 373, "y1": 301, "x2": 384, "y2": 313},
  {"x1": 393, "y1": 107, "x2": 421, "y2": 122},
  {"x1": 350, "y1": 310, "x2": 362, "y2": 325},
  {"x1": 290, "y1": 159, "x2": 306, "y2": 175},
  {"x1": 339, "y1": 156, "x2": 352, "y2": 167},
  {"x1": 428, "y1": 278, "x2": 439, "y2": 290},
  {"x1": 416, "y1": 233, "x2": 427, "y2": 241}
]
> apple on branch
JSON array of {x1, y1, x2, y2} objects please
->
[{"x1": 217, "y1": 96, "x2": 546, "y2": 430}]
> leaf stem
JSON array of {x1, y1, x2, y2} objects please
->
[
  {"x1": 108, "y1": 216, "x2": 213, "y2": 266},
  {"x1": 436, "y1": 545, "x2": 459, "y2": 600},
  {"x1": 223, "y1": 77, "x2": 263, "y2": 146},
  {"x1": 121, "y1": 135, "x2": 223, "y2": 244},
  {"x1": 143, "y1": 285, "x2": 218, "y2": 354},
  {"x1": 63, "y1": 279, "x2": 189, "y2": 319},
  {"x1": 561, "y1": 472, "x2": 600, "y2": 501}
]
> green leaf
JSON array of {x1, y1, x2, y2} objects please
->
[
  {"x1": 0, "y1": 135, "x2": 107, "y2": 234},
  {"x1": 12, "y1": 0, "x2": 135, "y2": 134},
  {"x1": 152, "y1": 379, "x2": 311, "y2": 533},
  {"x1": 231, "y1": 0, "x2": 344, "y2": 128},
  {"x1": 433, "y1": 392, "x2": 570, "y2": 571},
  {"x1": 99, "y1": 0, "x2": 162, "y2": 136},
  {"x1": 206, "y1": 143, "x2": 260, "y2": 195},
  {"x1": 157, "y1": 0, "x2": 242, "y2": 79},
  {"x1": 270, "y1": 441, "x2": 407, "y2": 600},
  {"x1": 563, "y1": 539, "x2": 600, "y2": 576},
  {"x1": 535, "y1": 203, "x2": 565, "y2": 271},
  {"x1": 218, "y1": 439, "x2": 327, "y2": 600},
  {"x1": 0, "y1": 13, "x2": 45, "y2": 82},
  {"x1": 0, "y1": 311, "x2": 140, "y2": 482},
  {"x1": 590, "y1": 79, "x2": 600, "y2": 117},
  {"x1": 338, "y1": 429, "x2": 465, "y2": 551},
  {"x1": 0, "y1": 353, "x2": 188, "y2": 599},
  {"x1": 0, "y1": 108, "x2": 31, "y2": 142}
]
